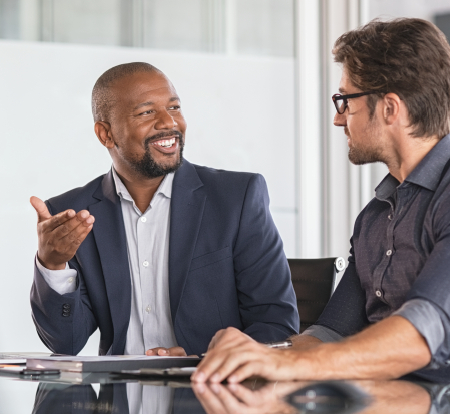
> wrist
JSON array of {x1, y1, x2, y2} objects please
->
[{"x1": 37, "y1": 254, "x2": 65, "y2": 271}]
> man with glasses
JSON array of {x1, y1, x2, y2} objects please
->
[{"x1": 192, "y1": 17, "x2": 450, "y2": 383}]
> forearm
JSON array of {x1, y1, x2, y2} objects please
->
[
  {"x1": 289, "y1": 334, "x2": 323, "y2": 351},
  {"x1": 294, "y1": 316, "x2": 431, "y2": 380}
]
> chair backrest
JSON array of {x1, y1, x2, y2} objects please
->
[{"x1": 288, "y1": 257, "x2": 346, "y2": 333}]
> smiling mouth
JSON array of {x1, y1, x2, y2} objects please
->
[{"x1": 151, "y1": 137, "x2": 176, "y2": 148}]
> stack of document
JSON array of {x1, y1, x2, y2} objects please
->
[
  {"x1": 26, "y1": 355, "x2": 199, "y2": 373},
  {"x1": 0, "y1": 352, "x2": 52, "y2": 365}
]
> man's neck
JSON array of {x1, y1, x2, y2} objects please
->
[
  {"x1": 385, "y1": 132, "x2": 440, "y2": 183},
  {"x1": 115, "y1": 169, "x2": 165, "y2": 213}
]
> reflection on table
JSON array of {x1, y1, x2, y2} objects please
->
[{"x1": 9, "y1": 374, "x2": 450, "y2": 414}]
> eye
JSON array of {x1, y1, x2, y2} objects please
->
[
  {"x1": 138, "y1": 109, "x2": 154, "y2": 115},
  {"x1": 169, "y1": 105, "x2": 181, "y2": 110}
]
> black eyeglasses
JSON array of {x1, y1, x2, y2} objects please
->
[{"x1": 332, "y1": 91, "x2": 383, "y2": 114}]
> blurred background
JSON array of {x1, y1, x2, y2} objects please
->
[{"x1": 1, "y1": 0, "x2": 450, "y2": 365}]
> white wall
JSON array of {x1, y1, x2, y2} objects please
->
[{"x1": 0, "y1": 39, "x2": 295, "y2": 355}]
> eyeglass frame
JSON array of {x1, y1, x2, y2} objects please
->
[{"x1": 332, "y1": 91, "x2": 385, "y2": 114}]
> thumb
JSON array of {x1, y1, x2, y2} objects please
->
[{"x1": 30, "y1": 196, "x2": 52, "y2": 222}]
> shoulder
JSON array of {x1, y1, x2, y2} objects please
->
[
  {"x1": 46, "y1": 174, "x2": 106, "y2": 214},
  {"x1": 192, "y1": 163, "x2": 266, "y2": 190}
]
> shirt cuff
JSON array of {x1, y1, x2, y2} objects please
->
[
  {"x1": 302, "y1": 325, "x2": 344, "y2": 343},
  {"x1": 393, "y1": 299, "x2": 445, "y2": 355},
  {"x1": 35, "y1": 255, "x2": 77, "y2": 295}
]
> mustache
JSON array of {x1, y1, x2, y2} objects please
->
[{"x1": 145, "y1": 130, "x2": 183, "y2": 145}]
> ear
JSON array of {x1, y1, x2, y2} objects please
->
[
  {"x1": 94, "y1": 121, "x2": 115, "y2": 149},
  {"x1": 382, "y1": 93, "x2": 402, "y2": 125}
]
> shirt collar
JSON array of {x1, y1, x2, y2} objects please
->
[
  {"x1": 375, "y1": 173, "x2": 400, "y2": 201},
  {"x1": 375, "y1": 134, "x2": 450, "y2": 200},
  {"x1": 404, "y1": 134, "x2": 450, "y2": 191},
  {"x1": 111, "y1": 166, "x2": 174, "y2": 203}
]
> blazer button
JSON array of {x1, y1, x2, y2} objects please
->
[{"x1": 62, "y1": 304, "x2": 71, "y2": 317}]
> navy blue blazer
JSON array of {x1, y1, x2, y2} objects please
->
[{"x1": 30, "y1": 159, "x2": 299, "y2": 356}]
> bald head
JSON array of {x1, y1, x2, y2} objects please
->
[{"x1": 92, "y1": 62, "x2": 163, "y2": 122}]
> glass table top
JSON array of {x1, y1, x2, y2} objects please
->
[{"x1": 0, "y1": 371, "x2": 448, "y2": 414}]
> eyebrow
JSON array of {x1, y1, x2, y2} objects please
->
[
  {"x1": 133, "y1": 96, "x2": 180, "y2": 111},
  {"x1": 338, "y1": 87, "x2": 347, "y2": 94}
]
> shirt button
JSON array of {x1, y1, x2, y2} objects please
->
[
  {"x1": 141, "y1": 217, "x2": 147, "y2": 223},
  {"x1": 146, "y1": 305, "x2": 151, "y2": 313},
  {"x1": 376, "y1": 290, "x2": 382, "y2": 297},
  {"x1": 386, "y1": 250, "x2": 392, "y2": 256},
  {"x1": 143, "y1": 261, "x2": 149, "y2": 267},
  {"x1": 67, "y1": 277, "x2": 74, "y2": 283}
]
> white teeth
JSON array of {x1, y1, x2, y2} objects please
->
[{"x1": 156, "y1": 137, "x2": 176, "y2": 148}]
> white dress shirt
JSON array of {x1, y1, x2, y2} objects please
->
[{"x1": 36, "y1": 167, "x2": 178, "y2": 354}]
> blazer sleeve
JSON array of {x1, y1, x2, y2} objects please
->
[
  {"x1": 30, "y1": 201, "x2": 98, "y2": 355},
  {"x1": 232, "y1": 174, "x2": 300, "y2": 341}
]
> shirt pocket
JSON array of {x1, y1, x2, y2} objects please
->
[{"x1": 189, "y1": 246, "x2": 232, "y2": 272}]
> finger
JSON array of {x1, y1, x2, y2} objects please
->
[
  {"x1": 211, "y1": 384, "x2": 247, "y2": 412},
  {"x1": 194, "y1": 334, "x2": 255, "y2": 382},
  {"x1": 165, "y1": 346, "x2": 187, "y2": 356},
  {"x1": 228, "y1": 361, "x2": 265, "y2": 384},
  {"x1": 39, "y1": 209, "x2": 77, "y2": 233},
  {"x1": 192, "y1": 350, "x2": 230, "y2": 382},
  {"x1": 146, "y1": 347, "x2": 168, "y2": 356},
  {"x1": 51, "y1": 212, "x2": 95, "y2": 240},
  {"x1": 195, "y1": 339, "x2": 261, "y2": 383},
  {"x1": 209, "y1": 350, "x2": 262, "y2": 383},
  {"x1": 54, "y1": 225, "x2": 93, "y2": 259},
  {"x1": 227, "y1": 383, "x2": 261, "y2": 405},
  {"x1": 30, "y1": 196, "x2": 53, "y2": 222},
  {"x1": 192, "y1": 383, "x2": 227, "y2": 414}
]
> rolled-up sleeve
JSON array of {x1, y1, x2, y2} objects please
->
[
  {"x1": 406, "y1": 207, "x2": 450, "y2": 367},
  {"x1": 394, "y1": 299, "x2": 445, "y2": 358},
  {"x1": 303, "y1": 325, "x2": 344, "y2": 342}
]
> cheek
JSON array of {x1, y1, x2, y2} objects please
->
[{"x1": 175, "y1": 114, "x2": 187, "y2": 132}]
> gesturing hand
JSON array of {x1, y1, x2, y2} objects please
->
[{"x1": 30, "y1": 196, "x2": 95, "y2": 270}]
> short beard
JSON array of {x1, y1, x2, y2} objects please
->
[
  {"x1": 348, "y1": 144, "x2": 383, "y2": 165},
  {"x1": 347, "y1": 116, "x2": 384, "y2": 165},
  {"x1": 131, "y1": 131, "x2": 184, "y2": 178}
]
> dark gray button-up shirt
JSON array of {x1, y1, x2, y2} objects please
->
[{"x1": 306, "y1": 134, "x2": 450, "y2": 378}]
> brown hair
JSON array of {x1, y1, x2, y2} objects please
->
[{"x1": 333, "y1": 18, "x2": 450, "y2": 138}]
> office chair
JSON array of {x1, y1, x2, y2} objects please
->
[{"x1": 288, "y1": 257, "x2": 346, "y2": 333}]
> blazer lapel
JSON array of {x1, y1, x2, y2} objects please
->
[
  {"x1": 89, "y1": 170, "x2": 131, "y2": 354},
  {"x1": 169, "y1": 160, "x2": 206, "y2": 323}
]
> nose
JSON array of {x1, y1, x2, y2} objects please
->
[
  {"x1": 155, "y1": 109, "x2": 177, "y2": 130},
  {"x1": 333, "y1": 111, "x2": 347, "y2": 127}
]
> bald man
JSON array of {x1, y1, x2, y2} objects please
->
[{"x1": 30, "y1": 63, "x2": 299, "y2": 357}]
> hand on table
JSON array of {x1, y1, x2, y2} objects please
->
[
  {"x1": 191, "y1": 327, "x2": 302, "y2": 383},
  {"x1": 30, "y1": 196, "x2": 95, "y2": 270},
  {"x1": 145, "y1": 346, "x2": 188, "y2": 356}
]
